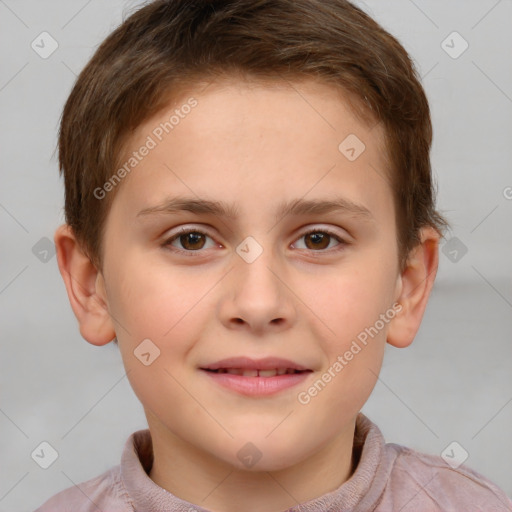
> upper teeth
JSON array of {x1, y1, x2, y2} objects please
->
[{"x1": 215, "y1": 368, "x2": 298, "y2": 377}]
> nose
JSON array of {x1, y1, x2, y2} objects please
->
[{"x1": 218, "y1": 244, "x2": 298, "y2": 335}]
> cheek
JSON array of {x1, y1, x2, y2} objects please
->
[
  {"x1": 298, "y1": 274, "x2": 388, "y2": 416},
  {"x1": 109, "y1": 253, "x2": 213, "y2": 343},
  {"x1": 109, "y1": 258, "x2": 210, "y2": 414},
  {"x1": 304, "y1": 261, "x2": 395, "y2": 345},
  {"x1": 296, "y1": 258, "x2": 394, "y2": 404}
]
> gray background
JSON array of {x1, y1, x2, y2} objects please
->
[{"x1": 1, "y1": 0, "x2": 511, "y2": 510}]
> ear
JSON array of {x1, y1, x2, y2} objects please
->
[
  {"x1": 387, "y1": 226, "x2": 440, "y2": 348},
  {"x1": 54, "y1": 224, "x2": 116, "y2": 346}
]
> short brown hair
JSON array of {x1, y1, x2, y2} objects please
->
[{"x1": 58, "y1": 0, "x2": 449, "y2": 274}]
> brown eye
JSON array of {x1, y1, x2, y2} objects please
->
[
  {"x1": 178, "y1": 232, "x2": 206, "y2": 250},
  {"x1": 304, "y1": 232, "x2": 331, "y2": 250},
  {"x1": 295, "y1": 229, "x2": 347, "y2": 252},
  {"x1": 164, "y1": 229, "x2": 216, "y2": 253}
]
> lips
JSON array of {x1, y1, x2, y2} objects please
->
[
  {"x1": 200, "y1": 356, "x2": 313, "y2": 396},
  {"x1": 200, "y1": 356, "x2": 312, "y2": 376},
  {"x1": 205, "y1": 368, "x2": 302, "y2": 377}
]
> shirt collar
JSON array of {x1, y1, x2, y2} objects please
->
[{"x1": 120, "y1": 412, "x2": 387, "y2": 511}]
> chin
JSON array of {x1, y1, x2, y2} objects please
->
[
  {"x1": 227, "y1": 451, "x2": 305, "y2": 473},
  {"x1": 216, "y1": 434, "x2": 312, "y2": 473}
]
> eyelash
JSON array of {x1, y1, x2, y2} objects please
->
[{"x1": 162, "y1": 226, "x2": 348, "y2": 256}]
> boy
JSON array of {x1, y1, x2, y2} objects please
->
[{"x1": 36, "y1": 0, "x2": 512, "y2": 510}]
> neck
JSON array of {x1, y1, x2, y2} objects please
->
[{"x1": 147, "y1": 416, "x2": 357, "y2": 512}]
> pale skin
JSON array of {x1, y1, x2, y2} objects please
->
[{"x1": 54, "y1": 77, "x2": 439, "y2": 512}]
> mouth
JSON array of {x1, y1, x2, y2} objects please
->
[
  {"x1": 199, "y1": 357, "x2": 313, "y2": 396},
  {"x1": 202, "y1": 368, "x2": 309, "y2": 377}
]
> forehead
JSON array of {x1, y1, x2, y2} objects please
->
[{"x1": 110, "y1": 77, "x2": 393, "y2": 226}]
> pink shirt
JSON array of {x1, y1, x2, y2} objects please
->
[{"x1": 35, "y1": 412, "x2": 512, "y2": 511}]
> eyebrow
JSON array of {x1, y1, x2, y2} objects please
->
[{"x1": 136, "y1": 195, "x2": 375, "y2": 223}]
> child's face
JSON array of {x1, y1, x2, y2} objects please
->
[{"x1": 95, "y1": 78, "x2": 407, "y2": 470}]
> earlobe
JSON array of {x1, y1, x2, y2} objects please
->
[
  {"x1": 54, "y1": 224, "x2": 116, "y2": 346},
  {"x1": 386, "y1": 226, "x2": 440, "y2": 348}
]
